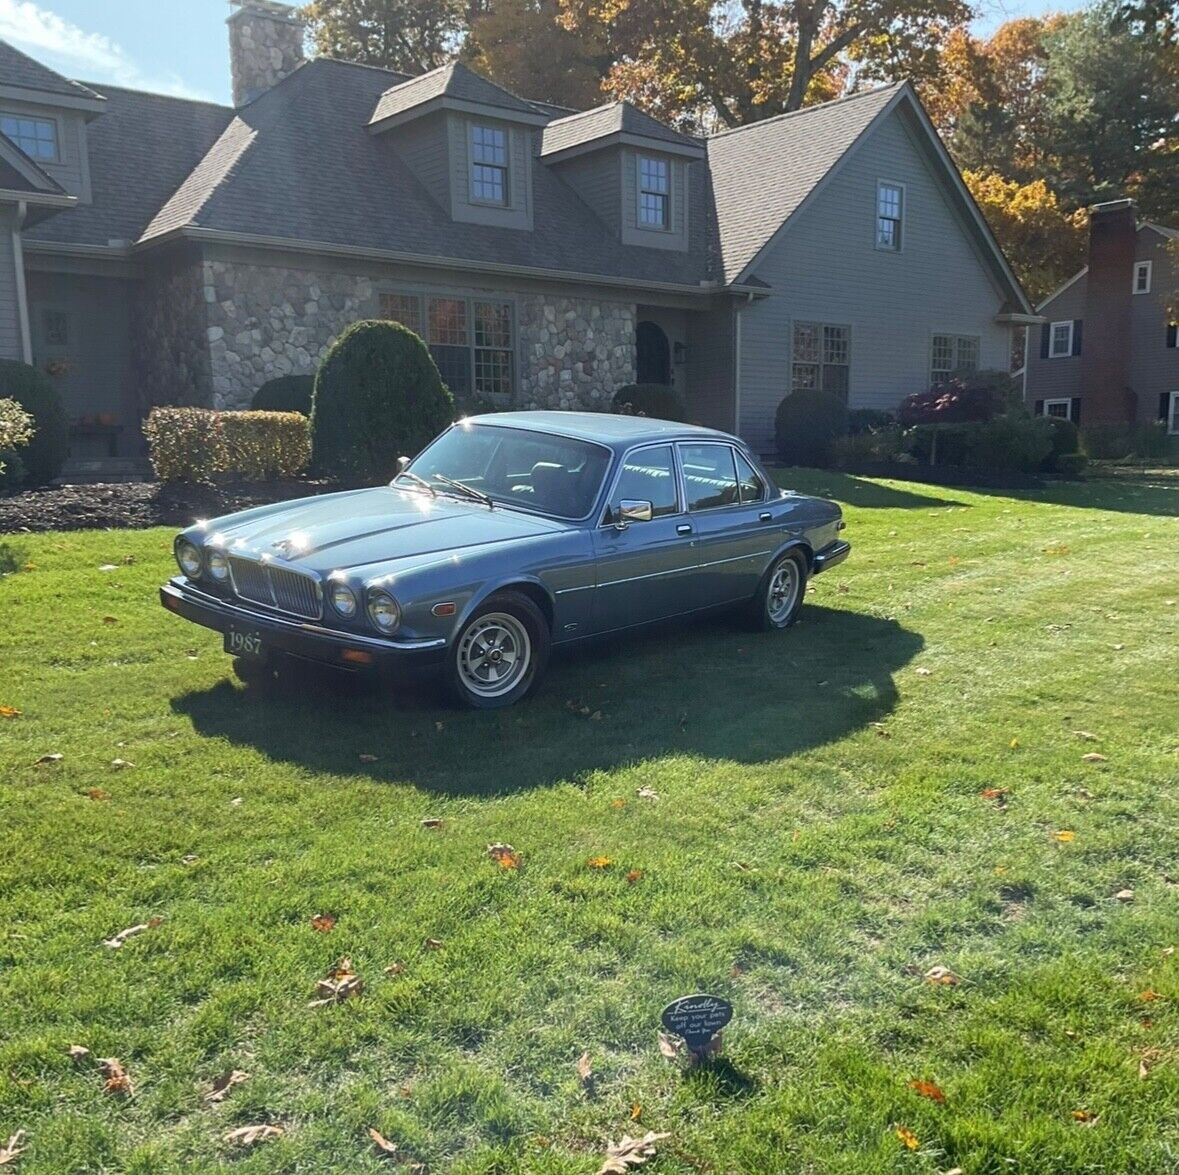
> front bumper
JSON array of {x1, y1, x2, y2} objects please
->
[
  {"x1": 160, "y1": 578, "x2": 448, "y2": 672},
  {"x1": 813, "y1": 539, "x2": 851, "y2": 573}
]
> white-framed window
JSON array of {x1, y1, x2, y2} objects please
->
[
  {"x1": 1049, "y1": 320, "x2": 1074, "y2": 358},
  {"x1": 379, "y1": 290, "x2": 515, "y2": 400},
  {"x1": 1043, "y1": 398, "x2": 1072, "y2": 420},
  {"x1": 1133, "y1": 260, "x2": 1152, "y2": 294},
  {"x1": 0, "y1": 113, "x2": 58, "y2": 161},
  {"x1": 637, "y1": 155, "x2": 671, "y2": 229},
  {"x1": 1167, "y1": 392, "x2": 1179, "y2": 435},
  {"x1": 792, "y1": 322, "x2": 850, "y2": 400},
  {"x1": 469, "y1": 124, "x2": 509, "y2": 206},
  {"x1": 876, "y1": 181, "x2": 903, "y2": 251},
  {"x1": 931, "y1": 334, "x2": 981, "y2": 382}
]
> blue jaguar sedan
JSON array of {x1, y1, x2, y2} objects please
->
[{"x1": 161, "y1": 412, "x2": 849, "y2": 708}]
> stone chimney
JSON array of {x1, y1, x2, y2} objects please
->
[
  {"x1": 228, "y1": 0, "x2": 306, "y2": 108},
  {"x1": 1079, "y1": 198, "x2": 1138, "y2": 424}
]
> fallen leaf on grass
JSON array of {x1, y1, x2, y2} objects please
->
[
  {"x1": 1071, "y1": 1109, "x2": 1098, "y2": 1125},
  {"x1": 368, "y1": 1127, "x2": 399, "y2": 1156},
  {"x1": 914, "y1": 667, "x2": 932, "y2": 676},
  {"x1": 67, "y1": 1045, "x2": 90, "y2": 1061},
  {"x1": 576, "y1": 1051, "x2": 593, "y2": 1086},
  {"x1": 658, "y1": 1032, "x2": 682, "y2": 1059},
  {"x1": 1073, "y1": 730, "x2": 1099, "y2": 741},
  {"x1": 85, "y1": 788, "x2": 111, "y2": 801},
  {"x1": 597, "y1": 1131, "x2": 670, "y2": 1174},
  {"x1": 1010, "y1": 738, "x2": 1020, "y2": 750},
  {"x1": 424, "y1": 938, "x2": 444, "y2": 951},
  {"x1": 908, "y1": 1079, "x2": 945, "y2": 1102},
  {"x1": 34, "y1": 753, "x2": 63, "y2": 766},
  {"x1": 1163, "y1": 946, "x2": 1175, "y2": 957},
  {"x1": 1114, "y1": 889, "x2": 1134, "y2": 903},
  {"x1": 630, "y1": 1104, "x2": 642, "y2": 1121},
  {"x1": 205, "y1": 1070, "x2": 249, "y2": 1102},
  {"x1": 1081, "y1": 751, "x2": 1108, "y2": 764},
  {"x1": 0, "y1": 1132, "x2": 25, "y2": 1166},
  {"x1": 1054, "y1": 830, "x2": 1076, "y2": 843},
  {"x1": 103, "y1": 917, "x2": 163, "y2": 949},
  {"x1": 0, "y1": 705, "x2": 21, "y2": 719},
  {"x1": 924, "y1": 966, "x2": 961, "y2": 986},
  {"x1": 733, "y1": 861, "x2": 752, "y2": 872},
  {"x1": 384, "y1": 962, "x2": 405, "y2": 976},
  {"x1": 98, "y1": 564, "x2": 117, "y2": 572},
  {"x1": 895, "y1": 1125, "x2": 920, "y2": 1150},
  {"x1": 102, "y1": 616, "x2": 119, "y2": 626},
  {"x1": 310, "y1": 914, "x2": 336, "y2": 932},
  {"x1": 420, "y1": 817, "x2": 443, "y2": 830},
  {"x1": 588, "y1": 856, "x2": 612, "y2": 869},
  {"x1": 1112, "y1": 643, "x2": 1125, "y2": 651},
  {"x1": 109, "y1": 759, "x2": 133, "y2": 771},
  {"x1": 225, "y1": 1125, "x2": 283, "y2": 1147},
  {"x1": 1138, "y1": 990, "x2": 1161, "y2": 1002},
  {"x1": 98, "y1": 1057, "x2": 133, "y2": 1097},
  {"x1": 611, "y1": 798, "x2": 627, "y2": 809},
  {"x1": 488, "y1": 843, "x2": 521, "y2": 869},
  {"x1": 308, "y1": 958, "x2": 363, "y2": 1007},
  {"x1": 358, "y1": 754, "x2": 379, "y2": 764},
  {"x1": 626, "y1": 869, "x2": 643, "y2": 884},
  {"x1": 636, "y1": 787, "x2": 659, "y2": 801},
  {"x1": 981, "y1": 787, "x2": 1009, "y2": 801},
  {"x1": 230, "y1": 797, "x2": 243, "y2": 807}
]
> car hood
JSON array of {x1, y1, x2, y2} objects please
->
[{"x1": 207, "y1": 486, "x2": 566, "y2": 574}]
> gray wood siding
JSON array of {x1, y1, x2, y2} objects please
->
[
  {"x1": 621, "y1": 148, "x2": 688, "y2": 252},
  {"x1": 1024, "y1": 274, "x2": 1085, "y2": 403},
  {"x1": 0, "y1": 100, "x2": 90, "y2": 202},
  {"x1": 1129, "y1": 231, "x2": 1179, "y2": 414},
  {"x1": 685, "y1": 303, "x2": 736, "y2": 432},
  {"x1": 387, "y1": 111, "x2": 451, "y2": 211},
  {"x1": 0, "y1": 206, "x2": 23, "y2": 359},
  {"x1": 448, "y1": 114, "x2": 532, "y2": 230},
  {"x1": 553, "y1": 150, "x2": 621, "y2": 233},
  {"x1": 735, "y1": 110, "x2": 1011, "y2": 453}
]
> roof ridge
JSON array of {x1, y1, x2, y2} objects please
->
[
  {"x1": 0, "y1": 37, "x2": 104, "y2": 101},
  {"x1": 313, "y1": 56, "x2": 411, "y2": 83},
  {"x1": 546, "y1": 100, "x2": 623, "y2": 126},
  {"x1": 706, "y1": 80, "x2": 906, "y2": 140},
  {"x1": 76, "y1": 80, "x2": 231, "y2": 110}
]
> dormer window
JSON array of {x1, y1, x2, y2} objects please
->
[
  {"x1": 1, "y1": 114, "x2": 57, "y2": 162},
  {"x1": 470, "y1": 124, "x2": 508, "y2": 206},
  {"x1": 637, "y1": 156, "x2": 670, "y2": 229}
]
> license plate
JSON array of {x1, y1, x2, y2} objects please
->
[{"x1": 224, "y1": 627, "x2": 265, "y2": 660}]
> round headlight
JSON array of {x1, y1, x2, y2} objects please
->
[
  {"x1": 367, "y1": 590, "x2": 401, "y2": 633},
  {"x1": 207, "y1": 550, "x2": 229, "y2": 581},
  {"x1": 176, "y1": 539, "x2": 203, "y2": 578},
  {"x1": 330, "y1": 583, "x2": 358, "y2": 618}
]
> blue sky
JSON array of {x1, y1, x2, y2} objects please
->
[{"x1": 0, "y1": 0, "x2": 1090, "y2": 107}]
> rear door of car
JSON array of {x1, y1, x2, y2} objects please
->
[
  {"x1": 677, "y1": 442, "x2": 777, "y2": 607},
  {"x1": 590, "y1": 443, "x2": 698, "y2": 632}
]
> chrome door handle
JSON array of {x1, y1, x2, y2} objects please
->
[
  {"x1": 759, "y1": 512, "x2": 772, "y2": 522},
  {"x1": 676, "y1": 523, "x2": 692, "y2": 535}
]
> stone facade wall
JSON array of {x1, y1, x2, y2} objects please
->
[
  {"x1": 228, "y1": 2, "x2": 305, "y2": 107},
  {"x1": 204, "y1": 260, "x2": 379, "y2": 409},
  {"x1": 132, "y1": 257, "x2": 211, "y2": 410},
  {"x1": 517, "y1": 294, "x2": 636, "y2": 410}
]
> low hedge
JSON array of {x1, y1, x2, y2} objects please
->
[
  {"x1": 612, "y1": 383, "x2": 685, "y2": 422},
  {"x1": 145, "y1": 408, "x2": 310, "y2": 483}
]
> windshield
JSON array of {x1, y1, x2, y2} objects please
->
[{"x1": 403, "y1": 423, "x2": 612, "y2": 520}]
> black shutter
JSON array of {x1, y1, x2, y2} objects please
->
[
  {"x1": 1070, "y1": 397, "x2": 1081, "y2": 424},
  {"x1": 1034, "y1": 399, "x2": 1044, "y2": 416},
  {"x1": 1072, "y1": 320, "x2": 1083, "y2": 356},
  {"x1": 1167, "y1": 323, "x2": 1177, "y2": 348},
  {"x1": 1161, "y1": 393, "x2": 1172, "y2": 422},
  {"x1": 1040, "y1": 324, "x2": 1050, "y2": 358}
]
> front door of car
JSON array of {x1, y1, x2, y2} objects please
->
[
  {"x1": 678, "y1": 443, "x2": 776, "y2": 607},
  {"x1": 591, "y1": 443, "x2": 697, "y2": 633}
]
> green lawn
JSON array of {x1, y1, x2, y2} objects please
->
[{"x1": 1, "y1": 471, "x2": 1177, "y2": 1174}]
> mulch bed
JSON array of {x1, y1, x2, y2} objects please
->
[{"x1": 0, "y1": 478, "x2": 339, "y2": 534}]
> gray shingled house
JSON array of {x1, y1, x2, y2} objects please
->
[{"x1": 0, "y1": 0, "x2": 1034, "y2": 474}]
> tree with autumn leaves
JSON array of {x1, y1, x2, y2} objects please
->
[{"x1": 302, "y1": 0, "x2": 1178, "y2": 304}]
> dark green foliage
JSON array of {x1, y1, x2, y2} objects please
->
[
  {"x1": 251, "y1": 374, "x2": 315, "y2": 415},
  {"x1": 774, "y1": 390, "x2": 848, "y2": 466},
  {"x1": 0, "y1": 360, "x2": 67, "y2": 486},
  {"x1": 847, "y1": 409, "x2": 895, "y2": 435},
  {"x1": 311, "y1": 320, "x2": 455, "y2": 482},
  {"x1": 0, "y1": 448, "x2": 25, "y2": 492},
  {"x1": 1081, "y1": 420, "x2": 1170, "y2": 459},
  {"x1": 1045, "y1": 415, "x2": 1080, "y2": 457},
  {"x1": 1052, "y1": 452, "x2": 1088, "y2": 478},
  {"x1": 612, "y1": 383, "x2": 686, "y2": 422},
  {"x1": 905, "y1": 412, "x2": 1056, "y2": 472}
]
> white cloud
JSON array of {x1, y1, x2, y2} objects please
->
[{"x1": 0, "y1": 0, "x2": 213, "y2": 100}]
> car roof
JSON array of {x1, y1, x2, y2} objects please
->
[{"x1": 465, "y1": 411, "x2": 737, "y2": 451}]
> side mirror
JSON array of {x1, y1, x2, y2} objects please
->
[
  {"x1": 614, "y1": 499, "x2": 653, "y2": 530},
  {"x1": 396, "y1": 455, "x2": 411, "y2": 472}
]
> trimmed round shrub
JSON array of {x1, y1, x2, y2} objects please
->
[
  {"x1": 774, "y1": 389, "x2": 848, "y2": 466},
  {"x1": 311, "y1": 321, "x2": 454, "y2": 483},
  {"x1": 251, "y1": 374, "x2": 314, "y2": 415},
  {"x1": 612, "y1": 383, "x2": 685, "y2": 422},
  {"x1": 0, "y1": 360, "x2": 67, "y2": 485}
]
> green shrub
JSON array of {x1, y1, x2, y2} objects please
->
[
  {"x1": 830, "y1": 425, "x2": 907, "y2": 468},
  {"x1": 0, "y1": 397, "x2": 34, "y2": 481},
  {"x1": 847, "y1": 408, "x2": 895, "y2": 435},
  {"x1": 144, "y1": 408, "x2": 310, "y2": 483},
  {"x1": 0, "y1": 449, "x2": 25, "y2": 492},
  {"x1": 0, "y1": 360, "x2": 67, "y2": 485},
  {"x1": 1052, "y1": 452, "x2": 1088, "y2": 479},
  {"x1": 1081, "y1": 421, "x2": 1169, "y2": 460},
  {"x1": 963, "y1": 412, "x2": 1055, "y2": 472},
  {"x1": 311, "y1": 320, "x2": 454, "y2": 482},
  {"x1": 774, "y1": 390, "x2": 848, "y2": 467},
  {"x1": 251, "y1": 374, "x2": 315, "y2": 415},
  {"x1": 612, "y1": 383, "x2": 685, "y2": 422},
  {"x1": 1044, "y1": 415, "x2": 1080, "y2": 456}
]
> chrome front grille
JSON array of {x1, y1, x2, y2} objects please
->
[{"x1": 228, "y1": 556, "x2": 322, "y2": 620}]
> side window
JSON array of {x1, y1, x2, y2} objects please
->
[
  {"x1": 680, "y1": 443, "x2": 739, "y2": 511},
  {"x1": 610, "y1": 445, "x2": 678, "y2": 519},
  {"x1": 734, "y1": 450, "x2": 765, "y2": 503}
]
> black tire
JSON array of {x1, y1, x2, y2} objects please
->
[
  {"x1": 746, "y1": 548, "x2": 808, "y2": 631},
  {"x1": 446, "y1": 590, "x2": 550, "y2": 709}
]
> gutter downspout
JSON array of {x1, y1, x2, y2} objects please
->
[{"x1": 12, "y1": 200, "x2": 32, "y2": 364}]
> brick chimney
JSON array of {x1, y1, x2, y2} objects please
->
[
  {"x1": 228, "y1": 0, "x2": 306, "y2": 108},
  {"x1": 1079, "y1": 198, "x2": 1138, "y2": 424}
]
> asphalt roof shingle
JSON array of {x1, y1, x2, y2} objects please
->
[
  {"x1": 540, "y1": 102, "x2": 702, "y2": 157},
  {"x1": 0, "y1": 40, "x2": 102, "y2": 101},
  {"x1": 370, "y1": 61, "x2": 540, "y2": 126}
]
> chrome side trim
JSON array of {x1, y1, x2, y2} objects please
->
[
  {"x1": 597, "y1": 565, "x2": 698, "y2": 589},
  {"x1": 697, "y1": 549, "x2": 772, "y2": 569}
]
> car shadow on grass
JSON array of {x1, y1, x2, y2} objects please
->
[{"x1": 172, "y1": 605, "x2": 922, "y2": 795}]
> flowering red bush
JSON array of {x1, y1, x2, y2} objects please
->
[{"x1": 898, "y1": 378, "x2": 1004, "y2": 425}]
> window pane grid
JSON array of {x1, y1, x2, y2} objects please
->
[
  {"x1": 428, "y1": 298, "x2": 468, "y2": 346},
  {"x1": 638, "y1": 156, "x2": 670, "y2": 228},
  {"x1": 1, "y1": 115, "x2": 56, "y2": 160},
  {"x1": 877, "y1": 182, "x2": 902, "y2": 250},
  {"x1": 931, "y1": 334, "x2": 980, "y2": 381},
  {"x1": 474, "y1": 301, "x2": 512, "y2": 348},
  {"x1": 470, "y1": 124, "x2": 508, "y2": 205},
  {"x1": 379, "y1": 292, "x2": 422, "y2": 334},
  {"x1": 792, "y1": 322, "x2": 849, "y2": 400}
]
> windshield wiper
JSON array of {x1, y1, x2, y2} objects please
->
[
  {"x1": 394, "y1": 470, "x2": 437, "y2": 497},
  {"x1": 432, "y1": 473, "x2": 493, "y2": 508}
]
